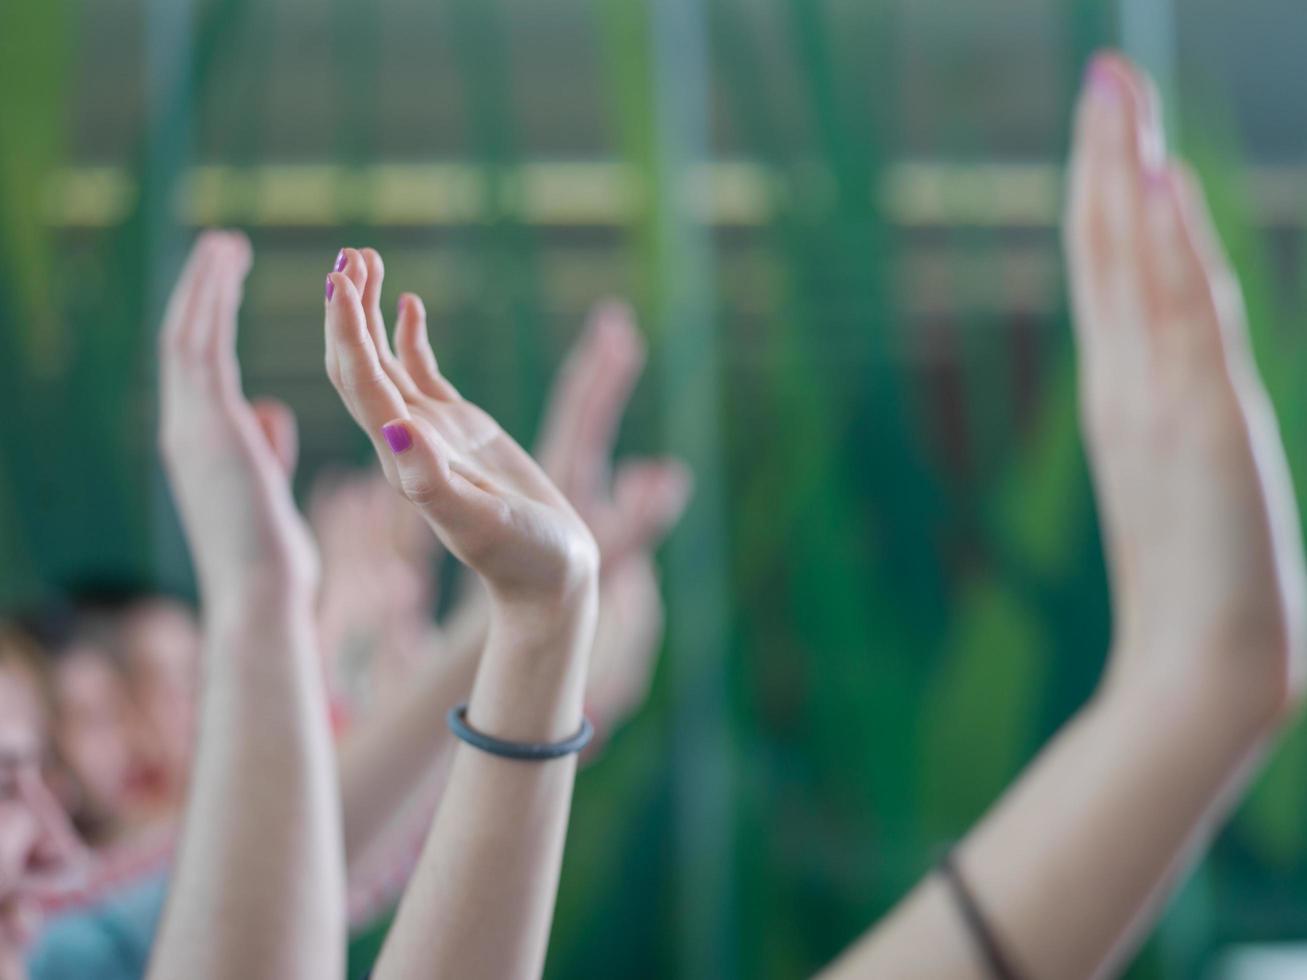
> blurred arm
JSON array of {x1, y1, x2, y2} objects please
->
[
  {"x1": 823, "y1": 662, "x2": 1284, "y2": 979},
  {"x1": 147, "y1": 233, "x2": 344, "y2": 980}
]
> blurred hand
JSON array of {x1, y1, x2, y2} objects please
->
[
  {"x1": 159, "y1": 232, "x2": 318, "y2": 619},
  {"x1": 1066, "y1": 55, "x2": 1305, "y2": 708},
  {"x1": 537, "y1": 303, "x2": 691, "y2": 733},
  {"x1": 311, "y1": 468, "x2": 435, "y2": 706},
  {"x1": 586, "y1": 554, "x2": 665, "y2": 734},
  {"x1": 324, "y1": 248, "x2": 598, "y2": 612},
  {"x1": 537, "y1": 301, "x2": 692, "y2": 570}
]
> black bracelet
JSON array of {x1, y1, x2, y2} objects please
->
[
  {"x1": 937, "y1": 849, "x2": 1025, "y2": 980},
  {"x1": 446, "y1": 703, "x2": 594, "y2": 761}
]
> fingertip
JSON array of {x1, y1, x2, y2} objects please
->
[
  {"x1": 360, "y1": 248, "x2": 385, "y2": 299},
  {"x1": 591, "y1": 299, "x2": 643, "y2": 353},
  {"x1": 340, "y1": 247, "x2": 368, "y2": 293},
  {"x1": 398, "y1": 292, "x2": 426, "y2": 320},
  {"x1": 382, "y1": 419, "x2": 414, "y2": 456},
  {"x1": 325, "y1": 271, "x2": 361, "y2": 308}
]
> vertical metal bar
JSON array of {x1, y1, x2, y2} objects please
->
[
  {"x1": 1118, "y1": 0, "x2": 1179, "y2": 139},
  {"x1": 649, "y1": 0, "x2": 736, "y2": 976},
  {"x1": 145, "y1": 0, "x2": 196, "y2": 589}
]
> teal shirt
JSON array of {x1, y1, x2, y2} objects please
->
[{"x1": 27, "y1": 874, "x2": 167, "y2": 980}]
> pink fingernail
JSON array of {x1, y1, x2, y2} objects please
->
[
  {"x1": 382, "y1": 422, "x2": 412, "y2": 455},
  {"x1": 1086, "y1": 57, "x2": 1122, "y2": 101},
  {"x1": 334, "y1": 249, "x2": 347, "y2": 272},
  {"x1": 325, "y1": 276, "x2": 335, "y2": 302}
]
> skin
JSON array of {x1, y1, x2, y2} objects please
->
[
  {"x1": 822, "y1": 53, "x2": 1306, "y2": 980},
  {"x1": 49, "y1": 648, "x2": 142, "y2": 843},
  {"x1": 337, "y1": 297, "x2": 690, "y2": 875},
  {"x1": 118, "y1": 600, "x2": 202, "y2": 802},
  {"x1": 0, "y1": 660, "x2": 82, "y2": 980},
  {"x1": 147, "y1": 232, "x2": 345, "y2": 980},
  {"x1": 324, "y1": 246, "x2": 600, "y2": 978}
]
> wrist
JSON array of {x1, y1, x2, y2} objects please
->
[
  {"x1": 465, "y1": 583, "x2": 597, "y2": 744},
  {"x1": 485, "y1": 574, "x2": 598, "y2": 657}
]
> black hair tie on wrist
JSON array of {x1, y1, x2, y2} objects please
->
[
  {"x1": 937, "y1": 848, "x2": 1025, "y2": 980},
  {"x1": 447, "y1": 703, "x2": 594, "y2": 761}
]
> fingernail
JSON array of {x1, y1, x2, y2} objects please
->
[
  {"x1": 1086, "y1": 58, "x2": 1121, "y2": 102},
  {"x1": 334, "y1": 249, "x2": 347, "y2": 272},
  {"x1": 382, "y1": 422, "x2": 412, "y2": 455},
  {"x1": 325, "y1": 276, "x2": 335, "y2": 302}
]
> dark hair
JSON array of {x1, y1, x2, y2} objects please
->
[{"x1": 10, "y1": 576, "x2": 194, "y2": 667}]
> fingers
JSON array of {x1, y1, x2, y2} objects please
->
[
  {"x1": 251, "y1": 398, "x2": 300, "y2": 479},
  {"x1": 380, "y1": 418, "x2": 507, "y2": 549},
  {"x1": 161, "y1": 231, "x2": 250, "y2": 369},
  {"x1": 394, "y1": 292, "x2": 460, "y2": 400},
  {"x1": 358, "y1": 248, "x2": 399, "y2": 362},
  {"x1": 160, "y1": 231, "x2": 223, "y2": 354},
  {"x1": 1065, "y1": 54, "x2": 1162, "y2": 347},
  {"x1": 595, "y1": 458, "x2": 693, "y2": 567},
  {"x1": 325, "y1": 261, "x2": 410, "y2": 469},
  {"x1": 206, "y1": 232, "x2": 252, "y2": 363},
  {"x1": 537, "y1": 300, "x2": 647, "y2": 495}
]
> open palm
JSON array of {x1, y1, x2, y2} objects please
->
[{"x1": 323, "y1": 248, "x2": 597, "y2": 602}]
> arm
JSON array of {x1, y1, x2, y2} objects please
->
[
  {"x1": 825, "y1": 54, "x2": 1305, "y2": 980},
  {"x1": 147, "y1": 233, "x2": 344, "y2": 980},
  {"x1": 334, "y1": 288, "x2": 688, "y2": 877},
  {"x1": 323, "y1": 246, "x2": 601, "y2": 975}
]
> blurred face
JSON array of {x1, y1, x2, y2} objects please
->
[
  {"x1": 120, "y1": 601, "x2": 200, "y2": 791},
  {"x1": 0, "y1": 664, "x2": 76, "y2": 957},
  {"x1": 52, "y1": 647, "x2": 140, "y2": 831}
]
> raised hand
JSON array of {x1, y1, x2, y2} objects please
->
[
  {"x1": 1066, "y1": 54, "x2": 1305, "y2": 704},
  {"x1": 537, "y1": 301, "x2": 691, "y2": 571},
  {"x1": 323, "y1": 248, "x2": 598, "y2": 607},
  {"x1": 822, "y1": 54, "x2": 1307, "y2": 980},
  {"x1": 149, "y1": 233, "x2": 344, "y2": 980},
  {"x1": 158, "y1": 232, "x2": 317, "y2": 616},
  {"x1": 535, "y1": 303, "x2": 690, "y2": 735}
]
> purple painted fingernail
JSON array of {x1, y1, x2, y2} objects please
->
[
  {"x1": 382, "y1": 422, "x2": 412, "y2": 455},
  {"x1": 325, "y1": 276, "x2": 335, "y2": 302},
  {"x1": 334, "y1": 249, "x2": 347, "y2": 272}
]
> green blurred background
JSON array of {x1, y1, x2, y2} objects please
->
[{"x1": 5, "y1": 0, "x2": 1307, "y2": 976}]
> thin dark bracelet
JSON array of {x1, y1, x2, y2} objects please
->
[
  {"x1": 447, "y1": 703, "x2": 594, "y2": 760},
  {"x1": 937, "y1": 849, "x2": 1025, "y2": 980}
]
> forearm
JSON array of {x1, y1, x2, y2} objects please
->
[
  {"x1": 148, "y1": 601, "x2": 345, "y2": 980},
  {"x1": 827, "y1": 652, "x2": 1286, "y2": 980},
  {"x1": 338, "y1": 592, "x2": 488, "y2": 873},
  {"x1": 373, "y1": 590, "x2": 595, "y2": 980}
]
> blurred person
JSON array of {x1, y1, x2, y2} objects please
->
[
  {"x1": 19, "y1": 589, "x2": 198, "y2": 853},
  {"x1": 823, "y1": 53, "x2": 1306, "y2": 980},
  {"x1": 0, "y1": 629, "x2": 84, "y2": 980}
]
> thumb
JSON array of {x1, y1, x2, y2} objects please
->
[
  {"x1": 380, "y1": 418, "x2": 503, "y2": 551},
  {"x1": 251, "y1": 398, "x2": 299, "y2": 479}
]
